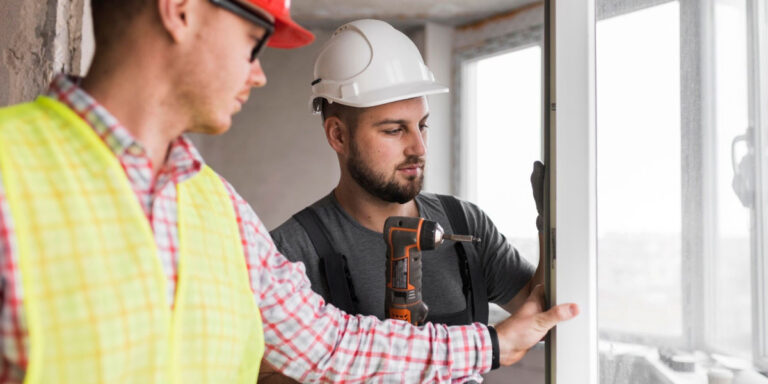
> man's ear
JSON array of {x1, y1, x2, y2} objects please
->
[
  {"x1": 324, "y1": 117, "x2": 349, "y2": 155},
  {"x1": 157, "y1": 0, "x2": 191, "y2": 43}
]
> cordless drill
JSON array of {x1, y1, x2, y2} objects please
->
[{"x1": 384, "y1": 216, "x2": 480, "y2": 325}]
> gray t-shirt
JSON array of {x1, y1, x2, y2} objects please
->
[{"x1": 270, "y1": 192, "x2": 535, "y2": 320}]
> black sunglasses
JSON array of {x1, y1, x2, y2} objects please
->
[{"x1": 209, "y1": 0, "x2": 275, "y2": 62}]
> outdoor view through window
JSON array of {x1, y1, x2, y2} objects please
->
[
  {"x1": 597, "y1": 0, "x2": 759, "y2": 382},
  {"x1": 463, "y1": 44, "x2": 543, "y2": 324}
]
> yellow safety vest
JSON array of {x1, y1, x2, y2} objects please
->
[{"x1": 0, "y1": 96, "x2": 264, "y2": 384}]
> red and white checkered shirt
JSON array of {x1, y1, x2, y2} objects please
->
[{"x1": 0, "y1": 75, "x2": 493, "y2": 383}]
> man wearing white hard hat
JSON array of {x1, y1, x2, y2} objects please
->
[{"x1": 270, "y1": 19, "x2": 564, "y2": 381}]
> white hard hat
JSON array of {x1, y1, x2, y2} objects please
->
[{"x1": 310, "y1": 19, "x2": 449, "y2": 113}]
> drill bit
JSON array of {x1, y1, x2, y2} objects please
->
[{"x1": 442, "y1": 234, "x2": 482, "y2": 243}]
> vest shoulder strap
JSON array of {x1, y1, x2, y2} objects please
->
[
  {"x1": 436, "y1": 194, "x2": 489, "y2": 324},
  {"x1": 292, "y1": 207, "x2": 358, "y2": 314}
]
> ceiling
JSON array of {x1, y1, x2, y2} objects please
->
[{"x1": 291, "y1": 0, "x2": 538, "y2": 30}]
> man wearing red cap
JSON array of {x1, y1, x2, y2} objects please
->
[{"x1": 0, "y1": 1, "x2": 577, "y2": 383}]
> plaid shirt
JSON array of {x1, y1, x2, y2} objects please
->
[{"x1": 0, "y1": 75, "x2": 494, "y2": 383}]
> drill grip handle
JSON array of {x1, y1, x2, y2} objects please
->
[{"x1": 384, "y1": 216, "x2": 429, "y2": 325}]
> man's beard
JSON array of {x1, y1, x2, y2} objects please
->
[{"x1": 347, "y1": 142, "x2": 424, "y2": 204}]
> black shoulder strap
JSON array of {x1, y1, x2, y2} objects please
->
[
  {"x1": 437, "y1": 195, "x2": 489, "y2": 324},
  {"x1": 293, "y1": 207, "x2": 357, "y2": 314}
]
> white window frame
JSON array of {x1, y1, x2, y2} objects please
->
[
  {"x1": 596, "y1": 0, "x2": 690, "y2": 350},
  {"x1": 546, "y1": 0, "x2": 598, "y2": 382},
  {"x1": 593, "y1": 0, "x2": 692, "y2": 350},
  {"x1": 747, "y1": 0, "x2": 768, "y2": 372},
  {"x1": 551, "y1": 0, "x2": 768, "y2": 380},
  {"x1": 598, "y1": 0, "x2": 767, "y2": 364}
]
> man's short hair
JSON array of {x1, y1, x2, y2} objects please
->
[
  {"x1": 91, "y1": 0, "x2": 152, "y2": 48},
  {"x1": 319, "y1": 98, "x2": 362, "y2": 136}
]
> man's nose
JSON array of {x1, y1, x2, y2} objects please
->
[
  {"x1": 405, "y1": 128, "x2": 427, "y2": 157},
  {"x1": 248, "y1": 59, "x2": 267, "y2": 88}
]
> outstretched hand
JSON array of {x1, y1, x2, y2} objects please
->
[{"x1": 494, "y1": 284, "x2": 578, "y2": 366}]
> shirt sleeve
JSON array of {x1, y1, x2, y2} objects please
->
[
  {"x1": 224, "y1": 184, "x2": 494, "y2": 383},
  {"x1": 0, "y1": 170, "x2": 30, "y2": 383},
  {"x1": 461, "y1": 200, "x2": 536, "y2": 306}
]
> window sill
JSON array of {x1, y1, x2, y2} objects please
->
[{"x1": 599, "y1": 341, "x2": 768, "y2": 384}]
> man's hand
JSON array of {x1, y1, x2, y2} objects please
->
[
  {"x1": 531, "y1": 160, "x2": 546, "y2": 288},
  {"x1": 530, "y1": 161, "x2": 545, "y2": 232},
  {"x1": 494, "y1": 284, "x2": 578, "y2": 366}
]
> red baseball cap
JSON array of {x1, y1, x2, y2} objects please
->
[{"x1": 244, "y1": 0, "x2": 314, "y2": 48}]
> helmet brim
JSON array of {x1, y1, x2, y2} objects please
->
[
  {"x1": 268, "y1": 14, "x2": 315, "y2": 49},
  {"x1": 321, "y1": 81, "x2": 449, "y2": 109}
]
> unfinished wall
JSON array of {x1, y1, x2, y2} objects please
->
[
  {"x1": 406, "y1": 24, "x2": 456, "y2": 196},
  {"x1": 423, "y1": 22, "x2": 455, "y2": 195},
  {"x1": 0, "y1": 0, "x2": 85, "y2": 107},
  {"x1": 454, "y1": 2, "x2": 543, "y2": 50}
]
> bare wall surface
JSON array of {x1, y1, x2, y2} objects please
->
[
  {"x1": 193, "y1": 29, "x2": 338, "y2": 231},
  {"x1": 0, "y1": 0, "x2": 84, "y2": 107},
  {"x1": 291, "y1": 0, "x2": 538, "y2": 29},
  {"x1": 423, "y1": 22, "x2": 455, "y2": 195}
]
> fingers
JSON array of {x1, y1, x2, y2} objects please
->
[
  {"x1": 525, "y1": 285, "x2": 578, "y2": 332},
  {"x1": 525, "y1": 285, "x2": 579, "y2": 323},
  {"x1": 537, "y1": 303, "x2": 579, "y2": 330},
  {"x1": 530, "y1": 161, "x2": 546, "y2": 229},
  {"x1": 530, "y1": 161, "x2": 545, "y2": 184},
  {"x1": 495, "y1": 295, "x2": 579, "y2": 366}
]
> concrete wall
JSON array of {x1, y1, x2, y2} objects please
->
[
  {"x1": 0, "y1": 0, "x2": 85, "y2": 107},
  {"x1": 454, "y1": 2, "x2": 544, "y2": 51},
  {"x1": 407, "y1": 24, "x2": 455, "y2": 196},
  {"x1": 423, "y1": 22, "x2": 455, "y2": 195}
]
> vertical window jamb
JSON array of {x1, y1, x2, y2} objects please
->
[
  {"x1": 747, "y1": 0, "x2": 768, "y2": 371},
  {"x1": 549, "y1": 0, "x2": 598, "y2": 382},
  {"x1": 679, "y1": 0, "x2": 714, "y2": 352}
]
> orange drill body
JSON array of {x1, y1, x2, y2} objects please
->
[
  {"x1": 384, "y1": 217, "x2": 436, "y2": 325},
  {"x1": 384, "y1": 216, "x2": 480, "y2": 325}
]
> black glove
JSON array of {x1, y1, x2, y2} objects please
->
[{"x1": 530, "y1": 161, "x2": 545, "y2": 231}]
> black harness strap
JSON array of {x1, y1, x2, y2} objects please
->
[
  {"x1": 437, "y1": 195, "x2": 489, "y2": 324},
  {"x1": 293, "y1": 207, "x2": 357, "y2": 314}
]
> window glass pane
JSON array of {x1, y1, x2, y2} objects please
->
[
  {"x1": 595, "y1": 0, "x2": 757, "y2": 381},
  {"x1": 711, "y1": 0, "x2": 751, "y2": 357},
  {"x1": 474, "y1": 46, "x2": 542, "y2": 264},
  {"x1": 596, "y1": 1, "x2": 682, "y2": 339},
  {"x1": 464, "y1": 46, "x2": 542, "y2": 325}
]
